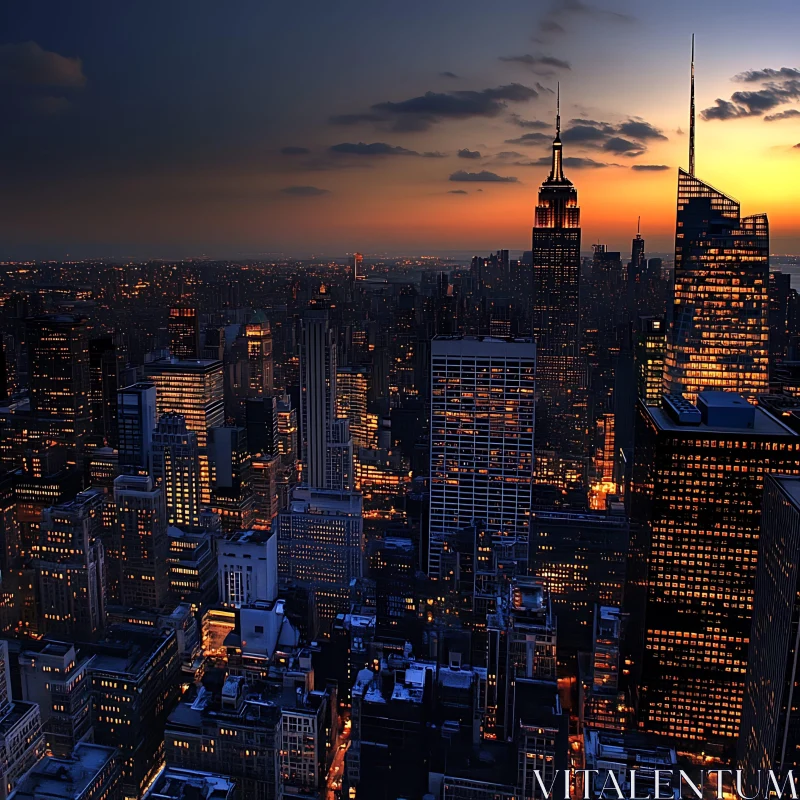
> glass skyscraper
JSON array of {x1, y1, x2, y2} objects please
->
[{"x1": 664, "y1": 169, "x2": 769, "y2": 403}]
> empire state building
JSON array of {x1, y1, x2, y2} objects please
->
[{"x1": 531, "y1": 94, "x2": 588, "y2": 477}]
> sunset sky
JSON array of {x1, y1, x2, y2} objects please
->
[{"x1": 1, "y1": 0, "x2": 799, "y2": 260}]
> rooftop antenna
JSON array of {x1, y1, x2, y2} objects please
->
[
  {"x1": 556, "y1": 82, "x2": 561, "y2": 136},
  {"x1": 689, "y1": 34, "x2": 695, "y2": 176},
  {"x1": 637, "y1": 215, "x2": 641, "y2": 236}
]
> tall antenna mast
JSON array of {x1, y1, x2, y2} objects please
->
[
  {"x1": 689, "y1": 34, "x2": 695, "y2": 176},
  {"x1": 637, "y1": 215, "x2": 641, "y2": 236},
  {"x1": 556, "y1": 82, "x2": 561, "y2": 136}
]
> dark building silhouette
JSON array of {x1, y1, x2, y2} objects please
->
[{"x1": 168, "y1": 305, "x2": 200, "y2": 360}]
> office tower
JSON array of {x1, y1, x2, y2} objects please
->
[
  {"x1": 276, "y1": 393, "x2": 298, "y2": 463},
  {"x1": 739, "y1": 475, "x2": 800, "y2": 777},
  {"x1": 9, "y1": 743, "x2": 121, "y2": 800},
  {"x1": 276, "y1": 486, "x2": 363, "y2": 625},
  {"x1": 0, "y1": 698, "x2": 44, "y2": 800},
  {"x1": 168, "y1": 529, "x2": 218, "y2": 609},
  {"x1": 664, "y1": 48, "x2": 769, "y2": 403},
  {"x1": 353, "y1": 251, "x2": 364, "y2": 281},
  {"x1": 217, "y1": 529, "x2": 278, "y2": 608},
  {"x1": 531, "y1": 94, "x2": 587, "y2": 468},
  {"x1": 251, "y1": 454, "x2": 280, "y2": 529},
  {"x1": 151, "y1": 412, "x2": 201, "y2": 528},
  {"x1": 89, "y1": 335, "x2": 122, "y2": 446},
  {"x1": 36, "y1": 491, "x2": 106, "y2": 639},
  {"x1": 428, "y1": 335, "x2": 535, "y2": 578},
  {"x1": 19, "y1": 642, "x2": 94, "y2": 757},
  {"x1": 528, "y1": 508, "x2": 628, "y2": 661},
  {"x1": 207, "y1": 426, "x2": 255, "y2": 531},
  {"x1": 769, "y1": 270, "x2": 792, "y2": 366},
  {"x1": 634, "y1": 316, "x2": 667, "y2": 405},
  {"x1": 202, "y1": 326, "x2": 226, "y2": 361},
  {"x1": 245, "y1": 315, "x2": 273, "y2": 396},
  {"x1": 88, "y1": 625, "x2": 179, "y2": 800},
  {"x1": 300, "y1": 311, "x2": 353, "y2": 490},
  {"x1": 114, "y1": 474, "x2": 170, "y2": 608},
  {"x1": 26, "y1": 314, "x2": 91, "y2": 455},
  {"x1": 117, "y1": 382, "x2": 157, "y2": 476},
  {"x1": 336, "y1": 366, "x2": 370, "y2": 449},
  {"x1": 0, "y1": 642, "x2": 9, "y2": 716},
  {"x1": 143, "y1": 358, "x2": 224, "y2": 447},
  {"x1": 168, "y1": 305, "x2": 200, "y2": 360},
  {"x1": 245, "y1": 396, "x2": 279, "y2": 456},
  {"x1": 631, "y1": 392, "x2": 800, "y2": 745},
  {"x1": 583, "y1": 606, "x2": 628, "y2": 730}
]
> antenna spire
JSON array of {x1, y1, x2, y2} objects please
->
[
  {"x1": 689, "y1": 34, "x2": 695, "y2": 176},
  {"x1": 637, "y1": 215, "x2": 641, "y2": 236},
  {"x1": 556, "y1": 82, "x2": 561, "y2": 136}
]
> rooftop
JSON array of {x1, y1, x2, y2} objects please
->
[{"x1": 143, "y1": 767, "x2": 235, "y2": 800}]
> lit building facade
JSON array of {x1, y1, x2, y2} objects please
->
[
  {"x1": 635, "y1": 316, "x2": 667, "y2": 405},
  {"x1": 664, "y1": 170, "x2": 769, "y2": 403},
  {"x1": 428, "y1": 335, "x2": 535, "y2": 579},
  {"x1": 168, "y1": 306, "x2": 200, "y2": 360},
  {"x1": 631, "y1": 392, "x2": 800, "y2": 745},
  {"x1": 336, "y1": 366, "x2": 369, "y2": 449},
  {"x1": 151, "y1": 412, "x2": 201, "y2": 529},
  {"x1": 117, "y1": 383, "x2": 157, "y2": 476}
]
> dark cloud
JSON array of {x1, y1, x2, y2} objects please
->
[
  {"x1": 603, "y1": 136, "x2": 644, "y2": 156},
  {"x1": 509, "y1": 114, "x2": 551, "y2": 129},
  {"x1": 765, "y1": 109, "x2": 800, "y2": 121},
  {"x1": 281, "y1": 146, "x2": 311, "y2": 156},
  {"x1": 702, "y1": 67, "x2": 800, "y2": 120},
  {"x1": 617, "y1": 120, "x2": 667, "y2": 140},
  {"x1": 458, "y1": 148, "x2": 482, "y2": 159},
  {"x1": 795, "y1": 143, "x2": 800, "y2": 149},
  {"x1": 440, "y1": 71, "x2": 460, "y2": 79},
  {"x1": 523, "y1": 155, "x2": 615, "y2": 169},
  {"x1": 280, "y1": 185, "x2": 330, "y2": 197},
  {"x1": 447, "y1": 189, "x2": 468, "y2": 194},
  {"x1": 422, "y1": 151, "x2": 447, "y2": 158},
  {"x1": 330, "y1": 141, "x2": 428, "y2": 157},
  {"x1": 498, "y1": 54, "x2": 571, "y2": 74},
  {"x1": 0, "y1": 41, "x2": 86, "y2": 88},
  {"x1": 493, "y1": 151, "x2": 524, "y2": 159},
  {"x1": 561, "y1": 124, "x2": 610, "y2": 143},
  {"x1": 534, "y1": 0, "x2": 635, "y2": 41},
  {"x1": 449, "y1": 170, "x2": 518, "y2": 182},
  {"x1": 631, "y1": 164, "x2": 670, "y2": 171},
  {"x1": 505, "y1": 131, "x2": 552, "y2": 145},
  {"x1": 368, "y1": 84, "x2": 539, "y2": 131},
  {"x1": 329, "y1": 112, "x2": 385, "y2": 126}
]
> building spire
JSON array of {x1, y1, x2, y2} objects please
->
[
  {"x1": 689, "y1": 34, "x2": 695, "y2": 176},
  {"x1": 548, "y1": 83, "x2": 565, "y2": 182},
  {"x1": 637, "y1": 215, "x2": 641, "y2": 236}
]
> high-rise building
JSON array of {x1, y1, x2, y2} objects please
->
[
  {"x1": 631, "y1": 392, "x2": 800, "y2": 746},
  {"x1": 739, "y1": 475, "x2": 800, "y2": 777},
  {"x1": 207, "y1": 426, "x2": 254, "y2": 532},
  {"x1": 275, "y1": 486, "x2": 363, "y2": 626},
  {"x1": 428, "y1": 335, "x2": 535, "y2": 578},
  {"x1": 114, "y1": 474, "x2": 170, "y2": 609},
  {"x1": 245, "y1": 396, "x2": 279, "y2": 456},
  {"x1": 583, "y1": 606, "x2": 628, "y2": 731},
  {"x1": 151, "y1": 412, "x2": 201, "y2": 528},
  {"x1": 300, "y1": 311, "x2": 353, "y2": 491},
  {"x1": 36, "y1": 490, "x2": 106, "y2": 639},
  {"x1": 143, "y1": 359, "x2": 224, "y2": 448},
  {"x1": 0, "y1": 675, "x2": 44, "y2": 800},
  {"x1": 245, "y1": 316, "x2": 273, "y2": 396},
  {"x1": 26, "y1": 314, "x2": 91, "y2": 456},
  {"x1": 634, "y1": 316, "x2": 667, "y2": 405},
  {"x1": 89, "y1": 335, "x2": 123, "y2": 447},
  {"x1": 531, "y1": 95, "x2": 587, "y2": 467},
  {"x1": 117, "y1": 383, "x2": 157, "y2": 476},
  {"x1": 336, "y1": 366, "x2": 370, "y2": 449},
  {"x1": 168, "y1": 306, "x2": 200, "y2": 360},
  {"x1": 217, "y1": 529, "x2": 278, "y2": 608},
  {"x1": 664, "y1": 49, "x2": 769, "y2": 403}
]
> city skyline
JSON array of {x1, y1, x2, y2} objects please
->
[{"x1": 1, "y1": 0, "x2": 799, "y2": 259}]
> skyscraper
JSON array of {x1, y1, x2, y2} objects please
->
[
  {"x1": 26, "y1": 314, "x2": 91, "y2": 456},
  {"x1": 151, "y1": 412, "x2": 201, "y2": 528},
  {"x1": 168, "y1": 305, "x2": 200, "y2": 360},
  {"x1": 207, "y1": 425, "x2": 255, "y2": 531},
  {"x1": 664, "y1": 42, "x2": 770, "y2": 403},
  {"x1": 630, "y1": 392, "x2": 800, "y2": 745},
  {"x1": 89, "y1": 335, "x2": 123, "y2": 446},
  {"x1": 428, "y1": 335, "x2": 535, "y2": 578},
  {"x1": 117, "y1": 382, "x2": 157, "y2": 475},
  {"x1": 531, "y1": 92, "x2": 587, "y2": 469},
  {"x1": 144, "y1": 358, "x2": 224, "y2": 447},
  {"x1": 634, "y1": 317, "x2": 667, "y2": 406},
  {"x1": 114, "y1": 474, "x2": 170, "y2": 608},
  {"x1": 245, "y1": 315, "x2": 273, "y2": 396}
]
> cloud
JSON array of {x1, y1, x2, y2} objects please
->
[
  {"x1": 458, "y1": 148, "x2": 482, "y2": 159},
  {"x1": 440, "y1": 71, "x2": 459, "y2": 79},
  {"x1": 631, "y1": 164, "x2": 670, "y2": 171},
  {"x1": 702, "y1": 66, "x2": 800, "y2": 120},
  {"x1": 493, "y1": 150, "x2": 524, "y2": 159},
  {"x1": 447, "y1": 189, "x2": 468, "y2": 194},
  {"x1": 449, "y1": 170, "x2": 518, "y2": 182},
  {"x1": 764, "y1": 108, "x2": 800, "y2": 122},
  {"x1": 280, "y1": 185, "x2": 330, "y2": 196},
  {"x1": 561, "y1": 124, "x2": 610, "y2": 143},
  {"x1": 795, "y1": 143, "x2": 800, "y2": 149},
  {"x1": 522, "y1": 155, "x2": 616, "y2": 169},
  {"x1": 603, "y1": 136, "x2": 644, "y2": 156},
  {"x1": 505, "y1": 131, "x2": 552, "y2": 145},
  {"x1": 329, "y1": 112, "x2": 385, "y2": 126},
  {"x1": 0, "y1": 41, "x2": 86, "y2": 88},
  {"x1": 534, "y1": 0, "x2": 635, "y2": 41},
  {"x1": 367, "y1": 83, "x2": 540, "y2": 131},
  {"x1": 330, "y1": 141, "x2": 433, "y2": 157},
  {"x1": 281, "y1": 146, "x2": 311, "y2": 156},
  {"x1": 498, "y1": 54, "x2": 571, "y2": 74},
  {"x1": 509, "y1": 114, "x2": 551, "y2": 129},
  {"x1": 617, "y1": 120, "x2": 667, "y2": 140}
]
